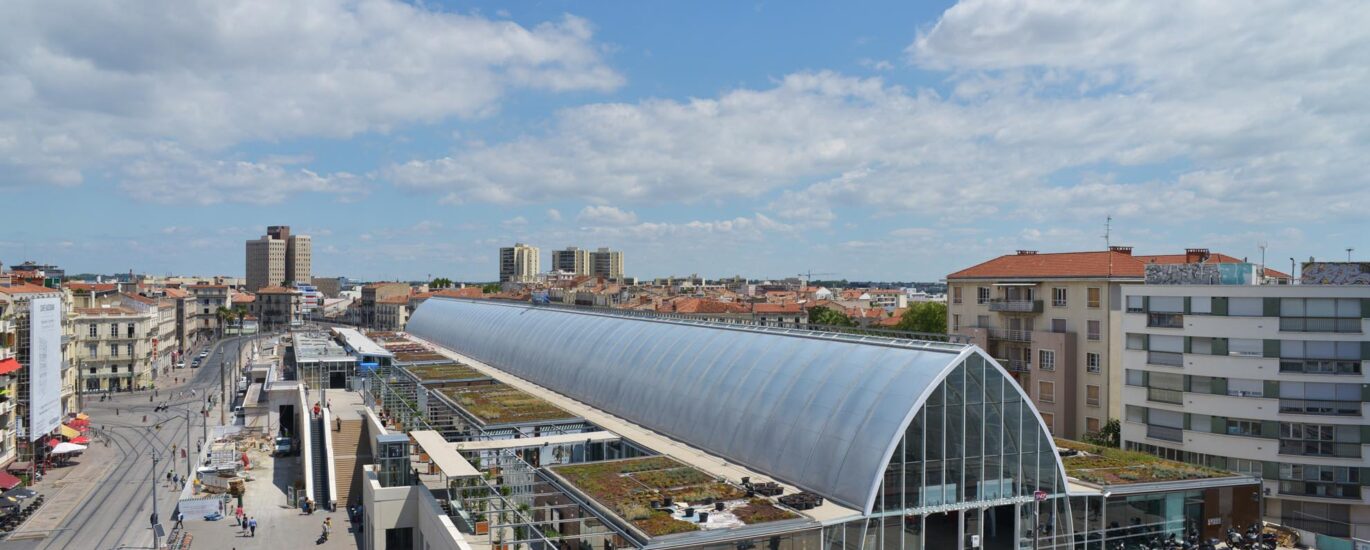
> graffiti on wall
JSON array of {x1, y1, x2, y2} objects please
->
[
  {"x1": 1301, "y1": 262, "x2": 1370, "y2": 285},
  {"x1": 1145, "y1": 263, "x2": 1255, "y2": 285}
]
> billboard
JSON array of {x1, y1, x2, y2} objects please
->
[{"x1": 28, "y1": 296, "x2": 63, "y2": 441}]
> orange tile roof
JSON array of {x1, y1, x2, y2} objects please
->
[
  {"x1": 255, "y1": 286, "x2": 298, "y2": 294},
  {"x1": 122, "y1": 293, "x2": 157, "y2": 305},
  {"x1": 68, "y1": 283, "x2": 118, "y2": 292},
  {"x1": 753, "y1": 302, "x2": 803, "y2": 313},
  {"x1": 75, "y1": 306, "x2": 140, "y2": 316},
  {"x1": 233, "y1": 294, "x2": 257, "y2": 303},
  {"x1": 0, "y1": 282, "x2": 59, "y2": 295},
  {"x1": 659, "y1": 298, "x2": 750, "y2": 314},
  {"x1": 161, "y1": 288, "x2": 189, "y2": 299},
  {"x1": 947, "y1": 249, "x2": 1288, "y2": 279},
  {"x1": 434, "y1": 288, "x2": 484, "y2": 298}
]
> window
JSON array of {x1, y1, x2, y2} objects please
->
[
  {"x1": 976, "y1": 315, "x2": 989, "y2": 328},
  {"x1": 1126, "y1": 295, "x2": 1144, "y2": 313},
  {"x1": 1125, "y1": 405, "x2": 1145, "y2": 423},
  {"x1": 126, "y1": 344, "x2": 134, "y2": 357},
  {"x1": 1282, "y1": 501, "x2": 1351, "y2": 537},
  {"x1": 1050, "y1": 318, "x2": 1066, "y2": 333},
  {"x1": 1190, "y1": 296, "x2": 1212, "y2": 314},
  {"x1": 1228, "y1": 338, "x2": 1263, "y2": 356},
  {"x1": 1052, "y1": 287, "x2": 1067, "y2": 307},
  {"x1": 1191, "y1": 336, "x2": 1213, "y2": 355},
  {"x1": 1227, "y1": 378, "x2": 1263, "y2": 397},
  {"x1": 951, "y1": 314, "x2": 960, "y2": 332},
  {"x1": 1190, "y1": 375, "x2": 1213, "y2": 394},
  {"x1": 1279, "y1": 423, "x2": 1361, "y2": 458},
  {"x1": 126, "y1": 323, "x2": 135, "y2": 338},
  {"x1": 1086, "y1": 352, "x2": 1101, "y2": 373},
  {"x1": 1279, "y1": 382, "x2": 1363, "y2": 416},
  {"x1": 1282, "y1": 340, "x2": 1360, "y2": 360},
  {"x1": 86, "y1": 343, "x2": 98, "y2": 357},
  {"x1": 1038, "y1": 381, "x2": 1055, "y2": 403},
  {"x1": 1126, "y1": 333, "x2": 1146, "y2": 350},
  {"x1": 952, "y1": 286, "x2": 963, "y2": 304},
  {"x1": 1039, "y1": 349, "x2": 1055, "y2": 371},
  {"x1": 1150, "y1": 334, "x2": 1184, "y2": 353},
  {"x1": 109, "y1": 323, "x2": 118, "y2": 337},
  {"x1": 1226, "y1": 419, "x2": 1261, "y2": 437},
  {"x1": 87, "y1": 323, "x2": 97, "y2": 337},
  {"x1": 976, "y1": 287, "x2": 990, "y2": 304},
  {"x1": 88, "y1": 367, "x2": 96, "y2": 375},
  {"x1": 109, "y1": 344, "x2": 119, "y2": 357},
  {"x1": 1087, "y1": 320, "x2": 1101, "y2": 340},
  {"x1": 1087, "y1": 287, "x2": 1101, "y2": 308},
  {"x1": 1228, "y1": 297, "x2": 1264, "y2": 316},
  {"x1": 1085, "y1": 417, "x2": 1100, "y2": 433},
  {"x1": 1040, "y1": 412, "x2": 1055, "y2": 431},
  {"x1": 1125, "y1": 369, "x2": 1145, "y2": 386},
  {"x1": 1086, "y1": 385, "x2": 1100, "y2": 406},
  {"x1": 1150, "y1": 296, "x2": 1184, "y2": 313}
]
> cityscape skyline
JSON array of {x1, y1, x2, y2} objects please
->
[{"x1": 2, "y1": 0, "x2": 1368, "y2": 280}]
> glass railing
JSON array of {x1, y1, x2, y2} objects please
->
[
  {"x1": 1278, "y1": 399, "x2": 1362, "y2": 416},
  {"x1": 1147, "y1": 313, "x2": 1184, "y2": 328},
  {"x1": 988, "y1": 299, "x2": 1043, "y2": 313},
  {"x1": 1277, "y1": 440, "x2": 1361, "y2": 458},
  {"x1": 1146, "y1": 424, "x2": 1183, "y2": 442},
  {"x1": 1147, "y1": 387, "x2": 1184, "y2": 404},
  {"x1": 1147, "y1": 351, "x2": 1184, "y2": 367},
  {"x1": 1279, "y1": 359, "x2": 1361, "y2": 375}
]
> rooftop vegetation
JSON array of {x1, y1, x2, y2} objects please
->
[
  {"x1": 440, "y1": 383, "x2": 575, "y2": 424},
  {"x1": 1056, "y1": 439, "x2": 1235, "y2": 485},
  {"x1": 404, "y1": 363, "x2": 485, "y2": 381}
]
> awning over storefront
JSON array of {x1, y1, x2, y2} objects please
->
[
  {"x1": 70, "y1": 436, "x2": 90, "y2": 445},
  {"x1": 0, "y1": 472, "x2": 20, "y2": 491},
  {"x1": 59, "y1": 425, "x2": 79, "y2": 438},
  {"x1": 0, "y1": 358, "x2": 19, "y2": 376}
]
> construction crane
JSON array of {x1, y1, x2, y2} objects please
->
[{"x1": 798, "y1": 270, "x2": 838, "y2": 290}]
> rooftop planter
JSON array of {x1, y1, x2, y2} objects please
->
[
  {"x1": 732, "y1": 498, "x2": 799, "y2": 524},
  {"x1": 441, "y1": 383, "x2": 576, "y2": 425},
  {"x1": 1056, "y1": 439, "x2": 1234, "y2": 485},
  {"x1": 405, "y1": 363, "x2": 485, "y2": 382}
]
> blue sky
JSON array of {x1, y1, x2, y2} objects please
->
[{"x1": 2, "y1": 0, "x2": 1367, "y2": 281}]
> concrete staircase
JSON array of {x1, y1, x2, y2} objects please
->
[{"x1": 330, "y1": 418, "x2": 367, "y2": 510}]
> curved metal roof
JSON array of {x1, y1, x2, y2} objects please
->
[{"x1": 407, "y1": 298, "x2": 1036, "y2": 513}]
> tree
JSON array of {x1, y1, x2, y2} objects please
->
[
  {"x1": 431, "y1": 277, "x2": 455, "y2": 289},
  {"x1": 894, "y1": 302, "x2": 948, "y2": 334},
  {"x1": 215, "y1": 306, "x2": 234, "y2": 339},
  {"x1": 480, "y1": 283, "x2": 501, "y2": 294},
  {"x1": 1083, "y1": 418, "x2": 1121, "y2": 448},
  {"x1": 807, "y1": 306, "x2": 856, "y2": 327}
]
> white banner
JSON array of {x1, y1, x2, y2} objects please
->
[
  {"x1": 177, "y1": 497, "x2": 223, "y2": 518},
  {"x1": 29, "y1": 296, "x2": 63, "y2": 441}
]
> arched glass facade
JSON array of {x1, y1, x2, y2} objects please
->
[{"x1": 408, "y1": 299, "x2": 1076, "y2": 549}]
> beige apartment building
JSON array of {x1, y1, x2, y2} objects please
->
[
  {"x1": 187, "y1": 284, "x2": 231, "y2": 341},
  {"x1": 551, "y1": 247, "x2": 591, "y2": 276},
  {"x1": 254, "y1": 286, "x2": 303, "y2": 330},
  {"x1": 946, "y1": 247, "x2": 1271, "y2": 439},
  {"x1": 121, "y1": 293, "x2": 179, "y2": 378},
  {"x1": 361, "y1": 282, "x2": 411, "y2": 328},
  {"x1": 245, "y1": 225, "x2": 312, "y2": 291},
  {"x1": 72, "y1": 305, "x2": 156, "y2": 392},
  {"x1": 0, "y1": 282, "x2": 77, "y2": 458},
  {"x1": 499, "y1": 243, "x2": 540, "y2": 283},
  {"x1": 591, "y1": 247, "x2": 625, "y2": 280}
]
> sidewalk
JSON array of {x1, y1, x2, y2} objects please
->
[{"x1": 6, "y1": 434, "x2": 119, "y2": 540}]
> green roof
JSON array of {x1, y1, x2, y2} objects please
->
[
  {"x1": 404, "y1": 363, "x2": 487, "y2": 382},
  {"x1": 1056, "y1": 439, "x2": 1238, "y2": 485},
  {"x1": 439, "y1": 383, "x2": 577, "y2": 425}
]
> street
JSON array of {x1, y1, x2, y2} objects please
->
[{"x1": 4, "y1": 335, "x2": 250, "y2": 550}]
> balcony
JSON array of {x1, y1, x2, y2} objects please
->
[
  {"x1": 1278, "y1": 440, "x2": 1362, "y2": 459},
  {"x1": 989, "y1": 299, "x2": 1043, "y2": 313},
  {"x1": 997, "y1": 358, "x2": 1032, "y2": 372},
  {"x1": 1278, "y1": 399, "x2": 1361, "y2": 416},
  {"x1": 1146, "y1": 351, "x2": 1184, "y2": 367},
  {"x1": 1147, "y1": 313, "x2": 1184, "y2": 328},
  {"x1": 1147, "y1": 387, "x2": 1184, "y2": 405},
  {"x1": 1146, "y1": 424, "x2": 1184, "y2": 442},
  {"x1": 1279, "y1": 359, "x2": 1361, "y2": 375},
  {"x1": 986, "y1": 328, "x2": 1033, "y2": 342}
]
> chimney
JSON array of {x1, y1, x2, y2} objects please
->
[
  {"x1": 1016, "y1": 250, "x2": 1038, "y2": 256},
  {"x1": 1185, "y1": 248, "x2": 1211, "y2": 263},
  {"x1": 1108, "y1": 246, "x2": 1133, "y2": 255}
]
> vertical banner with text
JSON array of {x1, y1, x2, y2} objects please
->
[{"x1": 29, "y1": 296, "x2": 63, "y2": 441}]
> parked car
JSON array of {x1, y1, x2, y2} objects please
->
[
  {"x1": 232, "y1": 405, "x2": 245, "y2": 417},
  {"x1": 175, "y1": 362, "x2": 185, "y2": 369},
  {"x1": 274, "y1": 436, "x2": 294, "y2": 456},
  {"x1": 199, "y1": 351, "x2": 209, "y2": 358}
]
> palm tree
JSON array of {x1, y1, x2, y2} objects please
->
[
  {"x1": 215, "y1": 306, "x2": 234, "y2": 340},
  {"x1": 233, "y1": 305, "x2": 249, "y2": 334}
]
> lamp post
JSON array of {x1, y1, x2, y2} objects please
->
[{"x1": 150, "y1": 451, "x2": 161, "y2": 550}]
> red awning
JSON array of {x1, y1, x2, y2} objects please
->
[
  {"x1": 0, "y1": 358, "x2": 19, "y2": 376},
  {"x1": 0, "y1": 471, "x2": 19, "y2": 490},
  {"x1": 44, "y1": 439, "x2": 57, "y2": 448},
  {"x1": 70, "y1": 436, "x2": 89, "y2": 444}
]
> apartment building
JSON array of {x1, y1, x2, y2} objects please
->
[
  {"x1": 1119, "y1": 262, "x2": 1370, "y2": 544},
  {"x1": 590, "y1": 247, "x2": 624, "y2": 280},
  {"x1": 946, "y1": 247, "x2": 1267, "y2": 439},
  {"x1": 0, "y1": 282, "x2": 76, "y2": 457},
  {"x1": 245, "y1": 225, "x2": 312, "y2": 291},
  {"x1": 187, "y1": 284, "x2": 231, "y2": 341},
  {"x1": 499, "y1": 243, "x2": 540, "y2": 283},
  {"x1": 254, "y1": 286, "x2": 303, "y2": 330},
  {"x1": 72, "y1": 305, "x2": 156, "y2": 391},
  {"x1": 361, "y1": 283, "x2": 410, "y2": 328},
  {"x1": 120, "y1": 293, "x2": 179, "y2": 378},
  {"x1": 374, "y1": 295, "x2": 410, "y2": 331},
  {"x1": 551, "y1": 246, "x2": 591, "y2": 276}
]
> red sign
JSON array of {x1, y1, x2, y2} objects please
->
[{"x1": 1034, "y1": 490, "x2": 1048, "y2": 502}]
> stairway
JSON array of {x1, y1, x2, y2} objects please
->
[
  {"x1": 331, "y1": 418, "x2": 366, "y2": 509},
  {"x1": 311, "y1": 415, "x2": 329, "y2": 508}
]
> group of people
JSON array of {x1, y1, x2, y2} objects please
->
[{"x1": 234, "y1": 505, "x2": 257, "y2": 536}]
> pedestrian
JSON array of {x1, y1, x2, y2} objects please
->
[
  {"x1": 248, "y1": 516, "x2": 257, "y2": 537},
  {"x1": 173, "y1": 473, "x2": 180, "y2": 487},
  {"x1": 321, "y1": 517, "x2": 331, "y2": 541},
  {"x1": 236, "y1": 505, "x2": 244, "y2": 526},
  {"x1": 175, "y1": 511, "x2": 184, "y2": 529},
  {"x1": 167, "y1": 470, "x2": 173, "y2": 482}
]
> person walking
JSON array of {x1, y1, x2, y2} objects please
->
[
  {"x1": 235, "y1": 505, "x2": 244, "y2": 526},
  {"x1": 248, "y1": 516, "x2": 257, "y2": 537},
  {"x1": 175, "y1": 511, "x2": 184, "y2": 530},
  {"x1": 321, "y1": 517, "x2": 332, "y2": 541}
]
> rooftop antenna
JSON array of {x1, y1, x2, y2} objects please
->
[
  {"x1": 1103, "y1": 216, "x2": 1112, "y2": 277},
  {"x1": 1257, "y1": 241, "x2": 1267, "y2": 277},
  {"x1": 1347, "y1": 248, "x2": 1355, "y2": 261}
]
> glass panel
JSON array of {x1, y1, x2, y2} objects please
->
[
  {"x1": 1150, "y1": 335, "x2": 1184, "y2": 353},
  {"x1": 1281, "y1": 298, "x2": 1305, "y2": 316},
  {"x1": 1229, "y1": 297, "x2": 1264, "y2": 316},
  {"x1": 1191, "y1": 296, "x2": 1212, "y2": 314}
]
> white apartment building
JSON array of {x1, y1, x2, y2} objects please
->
[
  {"x1": 72, "y1": 306, "x2": 156, "y2": 392},
  {"x1": 1119, "y1": 264, "x2": 1370, "y2": 544},
  {"x1": 551, "y1": 247, "x2": 591, "y2": 276}
]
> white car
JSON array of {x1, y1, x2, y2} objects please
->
[
  {"x1": 175, "y1": 362, "x2": 185, "y2": 369},
  {"x1": 199, "y1": 351, "x2": 209, "y2": 358}
]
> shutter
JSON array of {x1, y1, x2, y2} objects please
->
[
  {"x1": 1363, "y1": 299, "x2": 1370, "y2": 319},
  {"x1": 1141, "y1": 371, "x2": 1149, "y2": 387},
  {"x1": 1142, "y1": 296, "x2": 1149, "y2": 312},
  {"x1": 1363, "y1": 383, "x2": 1370, "y2": 403},
  {"x1": 1212, "y1": 378, "x2": 1228, "y2": 395},
  {"x1": 1361, "y1": 468, "x2": 1370, "y2": 487},
  {"x1": 1363, "y1": 341, "x2": 1370, "y2": 360},
  {"x1": 1263, "y1": 339, "x2": 1280, "y2": 358},
  {"x1": 1210, "y1": 416, "x2": 1226, "y2": 434},
  {"x1": 1263, "y1": 297, "x2": 1280, "y2": 317},
  {"x1": 1362, "y1": 425, "x2": 1370, "y2": 445},
  {"x1": 1260, "y1": 421, "x2": 1279, "y2": 439},
  {"x1": 1184, "y1": 414, "x2": 1192, "y2": 430},
  {"x1": 1212, "y1": 297, "x2": 1228, "y2": 316},
  {"x1": 1212, "y1": 338, "x2": 1228, "y2": 356},
  {"x1": 1264, "y1": 380, "x2": 1280, "y2": 398},
  {"x1": 1183, "y1": 375, "x2": 1192, "y2": 392}
]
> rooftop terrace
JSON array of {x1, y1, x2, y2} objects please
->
[
  {"x1": 548, "y1": 456, "x2": 802, "y2": 540},
  {"x1": 1057, "y1": 439, "x2": 1238, "y2": 486},
  {"x1": 439, "y1": 383, "x2": 578, "y2": 426},
  {"x1": 291, "y1": 331, "x2": 354, "y2": 362}
]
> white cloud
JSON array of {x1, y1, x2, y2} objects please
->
[
  {"x1": 576, "y1": 205, "x2": 638, "y2": 225},
  {"x1": 546, "y1": 208, "x2": 563, "y2": 221},
  {"x1": 117, "y1": 144, "x2": 364, "y2": 205},
  {"x1": 583, "y1": 213, "x2": 792, "y2": 243},
  {"x1": 501, "y1": 216, "x2": 528, "y2": 228},
  {"x1": 387, "y1": 1, "x2": 1370, "y2": 228},
  {"x1": 0, "y1": 0, "x2": 621, "y2": 200}
]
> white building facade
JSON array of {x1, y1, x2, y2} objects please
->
[{"x1": 1119, "y1": 276, "x2": 1370, "y2": 544}]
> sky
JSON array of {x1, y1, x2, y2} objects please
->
[{"x1": 1, "y1": 0, "x2": 1367, "y2": 282}]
